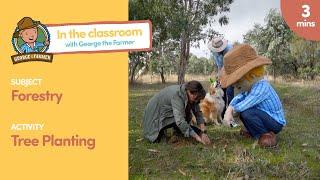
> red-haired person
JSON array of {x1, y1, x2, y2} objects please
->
[{"x1": 220, "y1": 44, "x2": 286, "y2": 148}]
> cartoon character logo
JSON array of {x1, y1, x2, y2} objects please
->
[
  {"x1": 11, "y1": 17, "x2": 53, "y2": 64},
  {"x1": 12, "y1": 17, "x2": 50, "y2": 53}
]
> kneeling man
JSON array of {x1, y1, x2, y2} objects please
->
[{"x1": 221, "y1": 44, "x2": 286, "y2": 148}]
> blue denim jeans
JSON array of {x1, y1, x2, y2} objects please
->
[
  {"x1": 240, "y1": 108, "x2": 283, "y2": 139},
  {"x1": 222, "y1": 86, "x2": 234, "y2": 118},
  {"x1": 225, "y1": 86, "x2": 234, "y2": 105}
]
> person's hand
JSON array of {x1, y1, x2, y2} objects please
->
[
  {"x1": 223, "y1": 106, "x2": 234, "y2": 127},
  {"x1": 194, "y1": 135, "x2": 205, "y2": 145},
  {"x1": 201, "y1": 133, "x2": 211, "y2": 145}
]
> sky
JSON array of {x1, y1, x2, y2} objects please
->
[{"x1": 190, "y1": 0, "x2": 280, "y2": 58}]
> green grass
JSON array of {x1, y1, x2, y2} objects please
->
[{"x1": 129, "y1": 81, "x2": 320, "y2": 179}]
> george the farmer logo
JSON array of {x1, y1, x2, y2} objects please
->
[{"x1": 11, "y1": 17, "x2": 53, "y2": 64}]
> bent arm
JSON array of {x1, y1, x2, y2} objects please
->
[{"x1": 171, "y1": 95, "x2": 196, "y2": 137}]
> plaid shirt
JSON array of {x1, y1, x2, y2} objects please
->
[
  {"x1": 21, "y1": 42, "x2": 45, "y2": 53},
  {"x1": 230, "y1": 79, "x2": 286, "y2": 125}
]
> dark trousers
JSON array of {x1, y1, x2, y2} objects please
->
[
  {"x1": 240, "y1": 108, "x2": 283, "y2": 139},
  {"x1": 155, "y1": 123, "x2": 201, "y2": 143},
  {"x1": 222, "y1": 86, "x2": 234, "y2": 118}
]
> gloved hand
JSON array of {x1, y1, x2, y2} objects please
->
[{"x1": 223, "y1": 106, "x2": 234, "y2": 127}]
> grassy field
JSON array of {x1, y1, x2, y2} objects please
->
[{"x1": 129, "y1": 81, "x2": 320, "y2": 179}]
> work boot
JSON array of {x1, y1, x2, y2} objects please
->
[{"x1": 258, "y1": 132, "x2": 277, "y2": 148}]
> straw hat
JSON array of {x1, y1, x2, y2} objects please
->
[
  {"x1": 208, "y1": 37, "x2": 228, "y2": 52},
  {"x1": 220, "y1": 44, "x2": 272, "y2": 88},
  {"x1": 13, "y1": 17, "x2": 39, "y2": 38}
]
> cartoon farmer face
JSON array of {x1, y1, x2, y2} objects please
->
[
  {"x1": 20, "y1": 27, "x2": 38, "y2": 44},
  {"x1": 13, "y1": 17, "x2": 39, "y2": 43}
]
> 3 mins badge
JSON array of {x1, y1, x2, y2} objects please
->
[{"x1": 281, "y1": 0, "x2": 320, "y2": 40}]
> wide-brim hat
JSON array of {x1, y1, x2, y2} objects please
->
[
  {"x1": 208, "y1": 37, "x2": 228, "y2": 52},
  {"x1": 220, "y1": 44, "x2": 272, "y2": 88},
  {"x1": 13, "y1": 17, "x2": 40, "y2": 38}
]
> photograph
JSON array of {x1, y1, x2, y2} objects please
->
[{"x1": 129, "y1": 0, "x2": 320, "y2": 178}]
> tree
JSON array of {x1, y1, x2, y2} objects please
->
[
  {"x1": 149, "y1": 40, "x2": 179, "y2": 83},
  {"x1": 168, "y1": 0, "x2": 233, "y2": 84},
  {"x1": 129, "y1": 52, "x2": 148, "y2": 83},
  {"x1": 128, "y1": 0, "x2": 149, "y2": 83},
  {"x1": 291, "y1": 35, "x2": 320, "y2": 80},
  {"x1": 129, "y1": 0, "x2": 180, "y2": 83},
  {"x1": 187, "y1": 54, "x2": 213, "y2": 74}
]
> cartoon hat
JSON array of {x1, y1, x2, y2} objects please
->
[
  {"x1": 208, "y1": 37, "x2": 228, "y2": 53},
  {"x1": 220, "y1": 44, "x2": 272, "y2": 88},
  {"x1": 13, "y1": 17, "x2": 40, "y2": 38}
]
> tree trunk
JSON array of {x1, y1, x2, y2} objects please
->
[
  {"x1": 272, "y1": 68, "x2": 276, "y2": 83},
  {"x1": 292, "y1": 59, "x2": 299, "y2": 78},
  {"x1": 178, "y1": 54, "x2": 186, "y2": 84},
  {"x1": 310, "y1": 43, "x2": 316, "y2": 80},
  {"x1": 160, "y1": 66, "x2": 166, "y2": 83},
  {"x1": 158, "y1": 44, "x2": 166, "y2": 84},
  {"x1": 178, "y1": 32, "x2": 190, "y2": 84},
  {"x1": 130, "y1": 60, "x2": 139, "y2": 84}
]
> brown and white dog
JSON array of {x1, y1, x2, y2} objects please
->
[{"x1": 199, "y1": 82, "x2": 225, "y2": 125}]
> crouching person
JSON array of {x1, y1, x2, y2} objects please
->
[
  {"x1": 220, "y1": 44, "x2": 286, "y2": 148},
  {"x1": 143, "y1": 80, "x2": 211, "y2": 145}
]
